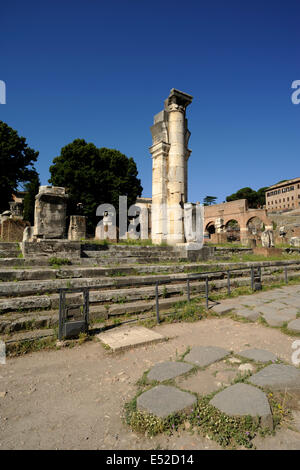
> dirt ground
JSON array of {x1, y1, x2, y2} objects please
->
[{"x1": 1, "y1": 317, "x2": 300, "y2": 450}]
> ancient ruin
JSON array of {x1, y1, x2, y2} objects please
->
[
  {"x1": 204, "y1": 199, "x2": 273, "y2": 246},
  {"x1": 33, "y1": 186, "x2": 68, "y2": 239},
  {"x1": 150, "y1": 88, "x2": 193, "y2": 245},
  {"x1": 68, "y1": 215, "x2": 86, "y2": 241}
]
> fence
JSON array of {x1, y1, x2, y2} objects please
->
[{"x1": 58, "y1": 261, "x2": 300, "y2": 337}]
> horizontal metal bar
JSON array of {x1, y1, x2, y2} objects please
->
[{"x1": 58, "y1": 261, "x2": 300, "y2": 294}]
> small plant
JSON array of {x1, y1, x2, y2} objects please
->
[
  {"x1": 48, "y1": 257, "x2": 71, "y2": 268},
  {"x1": 78, "y1": 332, "x2": 89, "y2": 345},
  {"x1": 162, "y1": 286, "x2": 168, "y2": 298}
]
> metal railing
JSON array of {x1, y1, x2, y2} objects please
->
[{"x1": 58, "y1": 261, "x2": 300, "y2": 335}]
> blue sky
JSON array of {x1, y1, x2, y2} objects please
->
[{"x1": 1, "y1": 0, "x2": 299, "y2": 204}]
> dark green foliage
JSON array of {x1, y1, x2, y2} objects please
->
[
  {"x1": 226, "y1": 186, "x2": 268, "y2": 208},
  {"x1": 0, "y1": 121, "x2": 39, "y2": 212},
  {"x1": 23, "y1": 173, "x2": 40, "y2": 224},
  {"x1": 203, "y1": 195, "x2": 217, "y2": 206},
  {"x1": 49, "y1": 139, "x2": 143, "y2": 233}
]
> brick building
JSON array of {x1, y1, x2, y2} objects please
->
[{"x1": 265, "y1": 178, "x2": 300, "y2": 212}]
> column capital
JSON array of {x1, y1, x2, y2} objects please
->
[{"x1": 166, "y1": 88, "x2": 193, "y2": 112}]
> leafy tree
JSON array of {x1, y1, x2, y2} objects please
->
[
  {"x1": 256, "y1": 187, "x2": 268, "y2": 208},
  {"x1": 0, "y1": 121, "x2": 39, "y2": 212},
  {"x1": 49, "y1": 139, "x2": 143, "y2": 233},
  {"x1": 23, "y1": 173, "x2": 40, "y2": 224},
  {"x1": 203, "y1": 195, "x2": 217, "y2": 206},
  {"x1": 226, "y1": 186, "x2": 267, "y2": 208}
]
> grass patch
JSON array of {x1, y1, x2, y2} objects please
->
[
  {"x1": 48, "y1": 257, "x2": 72, "y2": 268},
  {"x1": 124, "y1": 387, "x2": 284, "y2": 448},
  {"x1": 6, "y1": 336, "x2": 57, "y2": 357},
  {"x1": 124, "y1": 360, "x2": 291, "y2": 449}
]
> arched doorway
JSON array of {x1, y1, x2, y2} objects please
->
[
  {"x1": 247, "y1": 217, "x2": 264, "y2": 236},
  {"x1": 206, "y1": 222, "x2": 216, "y2": 239},
  {"x1": 225, "y1": 220, "x2": 240, "y2": 242}
]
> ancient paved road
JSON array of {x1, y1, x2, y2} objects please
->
[{"x1": 1, "y1": 286, "x2": 300, "y2": 450}]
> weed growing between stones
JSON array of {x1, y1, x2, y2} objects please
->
[
  {"x1": 48, "y1": 257, "x2": 71, "y2": 268},
  {"x1": 6, "y1": 336, "x2": 58, "y2": 356},
  {"x1": 124, "y1": 355, "x2": 292, "y2": 449},
  {"x1": 123, "y1": 390, "x2": 280, "y2": 449}
]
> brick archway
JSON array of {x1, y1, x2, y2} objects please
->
[{"x1": 204, "y1": 199, "x2": 273, "y2": 245}]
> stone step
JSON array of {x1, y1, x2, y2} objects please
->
[
  {"x1": 0, "y1": 242, "x2": 20, "y2": 250},
  {"x1": 0, "y1": 260, "x2": 289, "y2": 282},
  {"x1": 81, "y1": 250, "x2": 179, "y2": 259},
  {"x1": 0, "y1": 252, "x2": 22, "y2": 259},
  {"x1": 1, "y1": 269, "x2": 299, "y2": 315},
  {"x1": 81, "y1": 252, "x2": 166, "y2": 258},
  {"x1": 0, "y1": 294, "x2": 194, "y2": 334},
  {"x1": 81, "y1": 244, "x2": 174, "y2": 252},
  {"x1": 0, "y1": 272, "x2": 221, "y2": 297},
  {"x1": 0, "y1": 264, "x2": 298, "y2": 298}
]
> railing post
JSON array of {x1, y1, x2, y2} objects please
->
[
  {"x1": 84, "y1": 288, "x2": 90, "y2": 333},
  {"x1": 227, "y1": 270, "x2": 231, "y2": 296},
  {"x1": 58, "y1": 289, "x2": 65, "y2": 341},
  {"x1": 155, "y1": 282, "x2": 160, "y2": 324},
  {"x1": 187, "y1": 278, "x2": 190, "y2": 303},
  {"x1": 285, "y1": 266, "x2": 288, "y2": 284},
  {"x1": 251, "y1": 267, "x2": 254, "y2": 291},
  {"x1": 205, "y1": 276, "x2": 209, "y2": 309}
]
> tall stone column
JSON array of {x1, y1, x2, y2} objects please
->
[
  {"x1": 149, "y1": 141, "x2": 170, "y2": 244},
  {"x1": 150, "y1": 89, "x2": 193, "y2": 245}
]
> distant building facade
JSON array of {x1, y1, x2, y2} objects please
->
[{"x1": 265, "y1": 178, "x2": 300, "y2": 212}]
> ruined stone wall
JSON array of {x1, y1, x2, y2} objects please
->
[
  {"x1": 204, "y1": 199, "x2": 273, "y2": 245},
  {"x1": 0, "y1": 218, "x2": 29, "y2": 242}
]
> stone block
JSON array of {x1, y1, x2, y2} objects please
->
[
  {"x1": 185, "y1": 346, "x2": 230, "y2": 367},
  {"x1": 33, "y1": 186, "x2": 68, "y2": 239},
  {"x1": 147, "y1": 361, "x2": 194, "y2": 382},
  {"x1": 210, "y1": 383, "x2": 273, "y2": 430},
  {"x1": 137, "y1": 385, "x2": 196, "y2": 418}
]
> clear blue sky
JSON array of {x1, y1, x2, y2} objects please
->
[{"x1": 1, "y1": 0, "x2": 299, "y2": 204}]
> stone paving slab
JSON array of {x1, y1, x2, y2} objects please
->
[
  {"x1": 184, "y1": 346, "x2": 230, "y2": 367},
  {"x1": 238, "y1": 348, "x2": 277, "y2": 363},
  {"x1": 257, "y1": 305, "x2": 284, "y2": 316},
  {"x1": 234, "y1": 308, "x2": 260, "y2": 322},
  {"x1": 249, "y1": 364, "x2": 300, "y2": 391},
  {"x1": 136, "y1": 385, "x2": 197, "y2": 418},
  {"x1": 287, "y1": 319, "x2": 300, "y2": 333},
  {"x1": 210, "y1": 383, "x2": 273, "y2": 430},
  {"x1": 147, "y1": 361, "x2": 194, "y2": 382},
  {"x1": 176, "y1": 362, "x2": 240, "y2": 396},
  {"x1": 281, "y1": 302, "x2": 300, "y2": 311},
  {"x1": 96, "y1": 326, "x2": 165, "y2": 352},
  {"x1": 210, "y1": 303, "x2": 237, "y2": 315},
  {"x1": 262, "y1": 311, "x2": 297, "y2": 327}
]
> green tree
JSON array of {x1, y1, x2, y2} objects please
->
[
  {"x1": 49, "y1": 139, "x2": 143, "y2": 233},
  {"x1": 226, "y1": 187, "x2": 268, "y2": 208},
  {"x1": 0, "y1": 121, "x2": 39, "y2": 212},
  {"x1": 23, "y1": 173, "x2": 40, "y2": 224},
  {"x1": 203, "y1": 195, "x2": 217, "y2": 206},
  {"x1": 256, "y1": 187, "x2": 268, "y2": 207}
]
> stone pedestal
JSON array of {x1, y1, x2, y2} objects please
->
[{"x1": 33, "y1": 186, "x2": 68, "y2": 239}]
